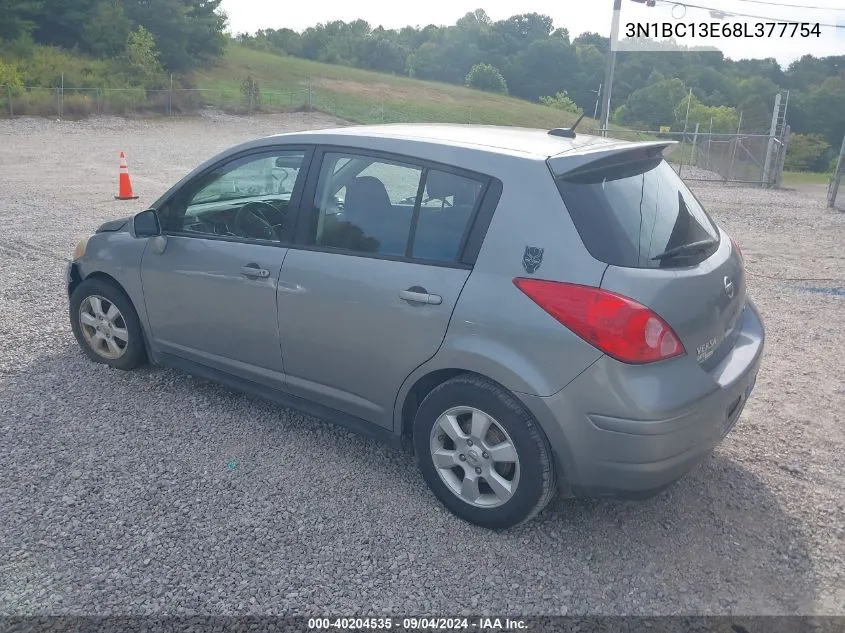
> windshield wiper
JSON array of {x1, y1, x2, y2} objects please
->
[{"x1": 651, "y1": 239, "x2": 717, "y2": 261}]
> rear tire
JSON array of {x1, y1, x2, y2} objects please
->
[
  {"x1": 69, "y1": 277, "x2": 147, "y2": 371},
  {"x1": 413, "y1": 374, "x2": 557, "y2": 529}
]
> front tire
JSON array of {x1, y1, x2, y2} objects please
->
[
  {"x1": 413, "y1": 375, "x2": 557, "y2": 529},
  {"x1": 69, "y1": 277, "x2": 147, "y2": 370}
]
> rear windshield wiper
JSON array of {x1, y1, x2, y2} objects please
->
[{"x1": 651, "y1": 239, "x2": 717, "y2": 261}]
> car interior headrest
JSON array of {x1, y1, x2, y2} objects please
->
[{"x1": 426, "y1": 171, "x2": 464, "y2": 201}]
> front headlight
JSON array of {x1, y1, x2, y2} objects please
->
[{"x1": 73, "y1": 236, "x2": 90, "y2": 260}]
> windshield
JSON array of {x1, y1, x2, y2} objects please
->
[{"x1": 556, "y1": 158, "x2": 720, "y2": 269}]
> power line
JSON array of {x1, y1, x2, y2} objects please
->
[
  {"x1": 654, "y1": 1, "x2": 845, "y2": 27},
  {"x1": 734, "y1": 0, "x2": 838, "y2": 11}
]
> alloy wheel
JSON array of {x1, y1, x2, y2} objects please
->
[
  {"x1": 78, "y1": 295, "x2": 129, "y2": 360},
  {"x1": 429, "y1": 406, "x2": 521, "y2": 508}
]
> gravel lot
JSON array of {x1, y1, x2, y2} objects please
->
[{"x1": 0, "y1": 113, "x2": 843, "y2": 617}]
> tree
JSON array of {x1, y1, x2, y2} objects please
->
[
  {"x1": 82, "y1": 1, "x2": 132, "y2": 58},
  {"x1": 123, "y1": 0, "x2": 227, "y2": 71},
  {"x1": 785, "y1": 133, "x2": 831, "y2": 172},
  {"x1": 125, "y1": 26, "x2": 163, "y2": 86},
  {"x1": 358, "y1": 37, "x2": 407, "y2": 74},
  {"x1": 31, "y1": 0, "x2": 90, "y2": 50},
  {"x1": 675, "y1": 93, "x2": 739, "y2": 133},
  {"x1": 734, "y1": 76, "x2": 779, "y2": 131},
  {"x1": 785, "y1": 55, "x2": 831, "y2": 92},
  {"x1": 406, "y1": 41, "x2": 441, "y2": 80},
  {"x1": 573, "y1": 31, "x2": 607, "y2": 52},
  {"x1": 539, "y1": 91, "x2": 582, "y2": 114},
  {"x1": 493, "y1": 13, "x2": 553, "y2": 56},
  {"x1": 682, "y1": 66, "x2": 736, "y2": 104},
  {"x1": 457, "y1": 9, "x2": 492, "y2": 29},
  {"x1": 0, "y1": 0, "x2": 43, "y2": 41},
  {"x1": 504, "y1": 38, "x2": 576, "y2": 101},
  {"x1": 737, "y1": 94, "x2": 772, "y2": 133},
  {"x1": 802, "y1": 78, "x2": 845, "y2": 147},
  {"x1": 0, "y1": 59, "x2": 23, "y2": 91},
  {"x1": 299, "y1": 26, "x2": 330, "y2": 61},
  {"x1": 465, "y1": 63, "x2": 508, "y2": 94},
  {"x1": 617, "y1": 78, "x2": 688, "y2": 129},
  {"x1": 260, "y1": 28, "x2": 302, "y2": 56}
]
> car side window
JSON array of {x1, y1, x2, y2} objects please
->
[
  {"x1": 307, "y1": 152, "x2": 486, "y2": 263},
  {"x1": 168, "y1": 151, "x2": 306, "y2": 242},
  {"x1": 310, "y1": 152, "x2": 423, "y2": 257},
  {"x1": 412, "y1": 170, "x2": 484, "y2": 262}
]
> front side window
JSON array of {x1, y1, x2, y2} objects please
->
[
  {"x1": 167, "y1": 151, "x2": 306, "y2": 242},
  {"x1": 308, "y1": 152, "x2": 484, "y2": 262}
]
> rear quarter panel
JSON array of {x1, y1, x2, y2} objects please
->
[{"x1": 395, "y1": 154, "x2": 607, "y2": 431}]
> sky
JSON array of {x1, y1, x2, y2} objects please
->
[{"x1": 221, "y1": 0, "x2": 844, "y2": 66}]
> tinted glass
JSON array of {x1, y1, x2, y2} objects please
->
[
  {"x1": 412, "y1": 170, "x2": 484, "y2": 262},
  {"x1": 556, "y1": 159, "x2": 719, "y2": 268},
  {"x1": 311, "y1": 153, "x2": 423, "y2": 257}
]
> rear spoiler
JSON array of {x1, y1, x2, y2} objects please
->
[{"x1": 547, "y1": 140, "x2": 677, "y2": 179}]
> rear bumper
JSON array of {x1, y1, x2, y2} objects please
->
[{"x1": 520, "y1": 299, "x2": 765, "y2": 498}]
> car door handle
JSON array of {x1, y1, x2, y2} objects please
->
[
  {"x1": 399, "y1": 288, "x2": 442, "y2": 305},
  {"x1": 241, "y1": 264, "x2": 270, "y2": 279}
]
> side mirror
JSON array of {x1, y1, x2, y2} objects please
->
[{"x1": 133, "y1": 209, "x2": 160, "y2": 237}]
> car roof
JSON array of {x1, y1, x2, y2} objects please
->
[{"x1": 264, "y1": 123, "x2": 628, "y2": 159}]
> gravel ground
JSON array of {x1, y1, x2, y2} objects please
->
[{"x1": 0, "y1": 113, "x2": 843, "y2": 617}]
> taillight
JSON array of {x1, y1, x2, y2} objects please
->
[{"x1": 513, "y1": 278, "x2": 685, "y2": 364}]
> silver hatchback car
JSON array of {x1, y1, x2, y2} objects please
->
[{"x1": 68, "y1": 124, "x2": 764, "y2": 529}]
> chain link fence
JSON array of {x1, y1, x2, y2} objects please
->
[
  {"x1": 1, "y1": 80, "x2": 482, "y2": 124},
  {"x1": 600, "y1": 128, "x2": 789, "y2": 187},
  {"x1": 1, "y1": 79, "x2": 798, "y2": 189},
  {"x1": 0, "y1": 84, "x2": 319, "y2": 118}
]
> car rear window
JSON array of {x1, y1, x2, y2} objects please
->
[{"x1": 555, "y1": 158, "x2": 720, "y2": 268}]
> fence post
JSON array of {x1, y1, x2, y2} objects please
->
[
  {"x1": 775, "y1": 125, "x2": 790, "y2": 189},
  {"x1": 169, "y1": 74, "x2": 173, "y2": 116},
  {"x1": 828, "y1": 132, "x2": 845, "y2": 209},
  {"x1": 726, "y1": 110, "x2": 742, "y2": 183},
  {"x1": 690, "y1": 122, "x2": 700, "y2": 168},
  {"x1": 762, "y1": 92, "x2": 782, "y2": 187},
  {"x1": 7, "y1": 85, "x2": 13, "y2": 117},
  {"x1": 308, "y1": 77, "x2": 312, "y2": 110},
  {"x1": 96, "y1": 88, "x2": 100, "y2": 115}
]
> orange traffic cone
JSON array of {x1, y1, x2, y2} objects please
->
[{"x1": 115, "y1": 151, "x2": 139, "y2": 200}]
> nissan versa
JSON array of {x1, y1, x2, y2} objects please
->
[{"x1": 68, "y1": 124, "x2": 764, "y2": 529}]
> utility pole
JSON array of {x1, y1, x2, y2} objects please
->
[
  {"x1": 599, "y1": 0, "x2": 623, "y2": 136},
  {"x1": 592, "y1": 82, "x2": 602, "y2": 121}
]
